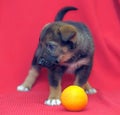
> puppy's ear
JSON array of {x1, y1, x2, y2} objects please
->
[{"x1": 58, "y1": 25, "x2": 77, "y2": 42}]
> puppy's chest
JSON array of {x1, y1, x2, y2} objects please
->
[
  {"x1": 65, "y1": 61, "x2": 80, "y2": 73},
  {"x1": 62, "y1": 54, "x2": 82, "y2": 73},
  {"x1": 64, "y1": 57, "x2": 89, "y2": 73}
]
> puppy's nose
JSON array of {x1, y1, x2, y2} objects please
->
[
  {"x1": 38, "y1": 58, "x2": 52, "y2": 68},
  {"x1": 38, "y1": 57, "x2": 51, "y2": 67},
  {"x1": 38, "y1": 56, "x2": 59, "y2": 67}
]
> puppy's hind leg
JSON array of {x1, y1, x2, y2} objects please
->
[
  {"x1": 82, "y1": 82, "x2": 97, "y2": 94},
  {"x1": 74, "y1": 64, "x2": 97, "y2": 94},
  {"x1": 17, "y1": 67, "x2": 39, "y2": 92}
]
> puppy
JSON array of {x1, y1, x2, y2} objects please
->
[{"x1": 17, "y1": 6, "x2": 97, "y2": 106}]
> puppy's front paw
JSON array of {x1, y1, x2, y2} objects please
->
[
  {"x1": 86, "y1": 88, "x2": 97, "y2": 94},
  {"x1": 44, "y1": 99, "x2": 61, "y2": 106},
  {"x1": 17, "y1": 85, "x2": 30, "y2": 92}
]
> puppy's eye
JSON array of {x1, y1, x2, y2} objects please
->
[{"x1": 46, "y1": 43, "x2": 56, "y2": 51}]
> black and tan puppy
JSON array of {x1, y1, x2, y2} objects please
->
[{"x1": 17, "y1": 6, "x2": 97, "y2": 105}]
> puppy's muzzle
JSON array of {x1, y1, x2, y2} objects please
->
[
  {"x1": 38, "y1": 56, "x2": 58, "y2": 68},
  {"x1": 38, "y1": 58, "x2": 50, "y2": 66}
]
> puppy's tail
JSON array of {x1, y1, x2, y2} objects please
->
[{"x1": 54, "y1": 6, "x2": 77, "y2": 21}]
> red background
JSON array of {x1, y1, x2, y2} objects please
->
[{"x1": 0, "y1": 0, "x2": 120, "y2": 115}]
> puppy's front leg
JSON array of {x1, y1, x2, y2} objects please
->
[
  {"x1": 45, "y1": 70, "x2": 62, "y2": 106},
  {"x1": 17, "y1": 67, "x2": 39, "y2": 91}
]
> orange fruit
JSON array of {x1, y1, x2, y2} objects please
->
[{"x1": 61, "y1": 85, "x2": 88, "y2": 111}]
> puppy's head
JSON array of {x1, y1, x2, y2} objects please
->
[{"x1": 36, "y1": 22, "x2": 78, "y2": 68}]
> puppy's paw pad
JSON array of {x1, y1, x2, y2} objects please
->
[
  {"x1": 17, "y1": 85, "x2": 29, "y2": 92},
  {"x1": 44, "y1": 99, "x2": 61, "y2": 106},
  {"x1": 86, "y1": 88, "x2": 97, "y2": 94}
]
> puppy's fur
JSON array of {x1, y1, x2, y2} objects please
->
[{"x1": 17, "y1": 6, "x2": 96, "y2": 106}]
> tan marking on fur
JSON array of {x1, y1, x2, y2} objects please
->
[
  {"x1": 58, "y1": 52, "x2": 73, "y2": 63},
  {"x1": 48, "y1": 80, "x2": 61, "y2": 99},
  {"x1": 74, "y1": 77, "x2": 92, "y2": 92},
  {"x1": 62, "y1": 47, "x2": 69, "y2": 53},
  {"x1": 59, "y1": 24, "x2": 77, "y2": 42},
  {"x1": 74, "y1": 76, "x2": 79, "y2": 86},
  {"x1": 65, "y1": 57, "x2": 90, "y2": 73},
  {"x1": 82, "y1": 82, "x2": 93, "y2": 91},
  {"x1": 21, "y1": 67, "x2": 39, "y2": 89}
]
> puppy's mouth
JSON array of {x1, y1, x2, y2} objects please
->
[{"x1": 38, "y1": 57, "x2": 59, "y2": 68}]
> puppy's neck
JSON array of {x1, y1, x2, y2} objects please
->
[{"x1": 62, "y1": 57, "x2": 90, "y2": 73}]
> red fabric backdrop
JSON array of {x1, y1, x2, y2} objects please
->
[{"x1": 0, "y1": 0, "x2": 120, "y2": 115}]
